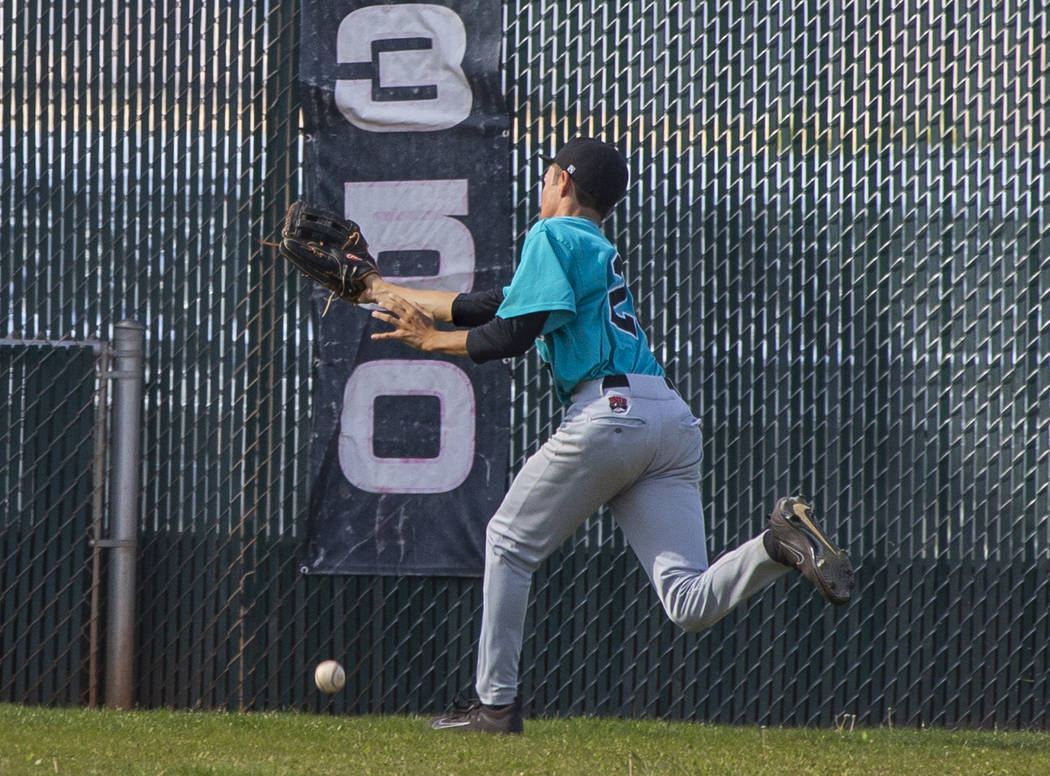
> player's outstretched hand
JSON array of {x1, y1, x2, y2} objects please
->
[{"x1": 370, "y1": 292, "x2": 438, "y2": 352}]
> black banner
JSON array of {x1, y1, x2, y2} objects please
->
[{"x1": 298, "y1": 0, "x2": 511, "y2": 576}]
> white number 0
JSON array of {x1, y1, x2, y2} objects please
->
[{"x1": 339, "y1": 360, "x2": 475, "y2": 494}]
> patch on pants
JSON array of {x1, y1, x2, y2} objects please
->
[{"x1": 608, "y1": 394, "x2": 630, "y2": 414}]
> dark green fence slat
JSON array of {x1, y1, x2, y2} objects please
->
[{"x1": 0, "y1": 346, "x2": 96, "y2": 705}]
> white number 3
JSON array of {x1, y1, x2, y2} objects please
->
[{"x1": 335, "y1": 4, "x2": 472, "y2": 132}]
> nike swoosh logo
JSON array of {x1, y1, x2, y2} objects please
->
[
  {"x1": 431, "y1": 719, "x2": 473, "y2": 729},
  {"x1": 793, "y1": 503, "x2": 838, "y2": 553}
]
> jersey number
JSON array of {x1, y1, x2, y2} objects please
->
[{"x1": 608, "y1": 255, "x2": 639, "y2": 337}]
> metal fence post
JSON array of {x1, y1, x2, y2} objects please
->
[{"x1": 105, "y1": 321, "x2": 146, "y2": 709}]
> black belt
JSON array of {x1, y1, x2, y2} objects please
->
[{"x1": 600, "y1": 374, "x2": 677, "y2": 392}]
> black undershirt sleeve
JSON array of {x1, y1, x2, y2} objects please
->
[
  {"x1": 450, "y1": 287, "x2": 548, "y2": 363},
  {"x1": 450, "y1": 289, "x2": 505, "y2": 327},
  {"x1": 465, "y1": 310, "x2": 549, "y2": 363}
]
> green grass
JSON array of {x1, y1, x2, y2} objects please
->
[{"x1": 1, "y1": 704, "x2": 1048, "y2": 776}]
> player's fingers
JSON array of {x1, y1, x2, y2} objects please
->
[
  {"x1": 375, "y1": 291, "x2": 407, "y2": 313},
  {"x1": 378, "y1": 297, "x2": 430, "y2": 328},
  {"x1": 370, "y1": 309, "x2": 399, "y2": 326},
  {"x1": 401, "y1": 296, "x2": 428, "y2": 315}
]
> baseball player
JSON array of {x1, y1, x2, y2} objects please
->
[{"x1": 355, "y1": 137, "x2": 854, "y2": 734}]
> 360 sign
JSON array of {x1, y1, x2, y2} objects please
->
[
  {"x1": 332, "y1": 3, "x2": 495, "y2": 496},
  {"x1": 301, "y1": 0, "x2": 507, "y2": 574}
]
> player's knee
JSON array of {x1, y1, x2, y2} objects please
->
[
  {"x1": 485, "y1": 518, "x2": 511, "y2": 552},
  {"x1": 665, "y1": 605, "x2": 715, "y2": 632},
  {"x1": 660, "y1": 586, "x2": 723, "y2": 632},
  {"x1": 485, "y1": 518, "x2": 541, "y2": 573}
]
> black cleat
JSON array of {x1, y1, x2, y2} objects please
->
[
  {"x1": 765, "y1": 496, "x2": 853, "y2": 605},
  {"x1": 428, "y1": 696, "x2": 524, "y2": 735}
]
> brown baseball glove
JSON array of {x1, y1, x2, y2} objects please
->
[{"x1": 278, "y1": 201, "x2": 379, "y2": 304}]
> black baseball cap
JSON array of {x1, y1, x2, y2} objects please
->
[{"x1": 544, "y1": 137, "x2": 629, "y2": 210}]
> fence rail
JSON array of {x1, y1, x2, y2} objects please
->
[{"x1": 2, "y1": 0, "x2": 1048, "y2": 727}]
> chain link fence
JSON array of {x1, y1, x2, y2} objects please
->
[
  {"x1": 1, "y1": 341, "x2": 104, "y2": 705},
  {"x1": 2, "y1": 0, "x2": 1048, "y2": 727}
]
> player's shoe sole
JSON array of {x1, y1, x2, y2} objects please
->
[
  {"x1": 767, "y1": 496, "x2": 853, "y2": 605},
  {"x1": 428, "y1": 697, "x2": 524, "y2": 734}
]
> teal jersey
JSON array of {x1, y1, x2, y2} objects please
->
[{"x1": 497, "y1": 217, "x2": 663, "y2": 403}]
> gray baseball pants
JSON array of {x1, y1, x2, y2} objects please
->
[{"x1": 475, "y1": 373, "x2": 790, "y2": 706}]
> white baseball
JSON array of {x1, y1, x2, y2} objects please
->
[{"x1": 314, "y1": 660, "x2": 346, "y2": 693}]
